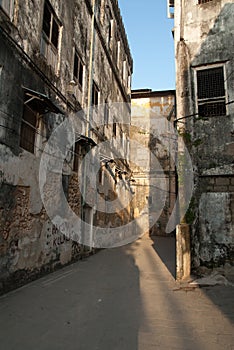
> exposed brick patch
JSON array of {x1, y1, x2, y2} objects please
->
[
  {"x1": 200, "y1": 176, "x2": 234, "y2": 193},
  {"x1": 215, "y1": 177, "x2": 230, "y2": 186}
]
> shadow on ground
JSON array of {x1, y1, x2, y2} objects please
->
[{"x1": 150, "y1": 235, "x2": 176, "y2": 279}]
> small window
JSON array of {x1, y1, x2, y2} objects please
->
[
  {"x1": 196, "y1": 66, "x2": 226, "y2": 118},
  {"x1": 73, "y1": 142, "x2": 80, "y2": 172},
  {"x1": 73, "y1": 51, "x2": 84, "y2": 87},
  {"x1": 92, "y1": 81, "x2": 99, "y2": 106},
  {"x1": 107, "y1": 14, "x2": 114, "y2": 47},
  {"x1": 98, "y1": 166, "x2": 104, "y2": 185},
  {"x1": 104, "y1": 100, "x2": 109, "y2": 125},
  {"x1": 20, "y1": 101, "x2": 38, "y2": 153},
  {"x1": 198, "y1": 0, "x2": 212, "y2": 4},
  {"x1": 122, "y1": 60, "x2": 127, "y2": 84},
  {"x1": 116, "y1": 38, "x2": 121, "y2": 68},
  {"x1": 0, "y1": 0, "x2": 14, "y2": 18},
  {"x1": 167, "y1": 0, "x2": 174, "y2": 18},
  {"x1": 113, "y1": 121, "x2": 117, "y2": 137}
]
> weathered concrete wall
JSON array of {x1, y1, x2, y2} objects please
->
[
  {"x1": 131, "y1": 90, "x2": 176, "y2": 236},
  {"x1": 0, "y1": 0, "x2": 133, "y2": 293},
  {"x1": 173, "y1": 0, "x2": 234, "y2": 268}
]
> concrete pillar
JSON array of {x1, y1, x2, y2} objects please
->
[{"x1": 176, "y1": 223, "x2": 191, "y2": 280}]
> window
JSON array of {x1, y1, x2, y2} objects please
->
[
  {"x1": 198, "y1": 0, "x2": 212, "y2": 4},
  {"x1": 98, "y1": 166, "x2": 104, "y2": 185},
  {"x1": 20, "y1": 100, "x2": 38, "y2": 154},
  {"x1": 20, "y1": 88, "x2": 62, "y2": 153},
  {"x1": 73, "y1": 50, "x2": 84, "y2": 88},
  {"x1": 0, "y1": 0, "x2": 14, "y2": 18},
  {"x1": 122, "y1": 60, "x2": 127, "y2": 84},
  {"x1": 113, "y1": 121, "x2": 117, "y2": 137},
  {"x1": 116, "y1": 38, "x2": 121, "y2": 68},
  {"x1": 41, "y1": 0, "x2": 61, "y2": 70},
  {"x1": 104, "y1": 100, "x2": 109, "y2": 125},
  {"x1": 107, "y1": 13, "x2": 114, "y2": 48},
  {"x1": 92, "y1": 81, "x2": 99, "y2": 106},
  {"x1": 167, "y1": 0, "x2": 174, "y2": 18},
  {"x1": 196, "y1": 66, "x2": 226, "y2": 118},
  {"x1": 73, "y1": 142, "x2": 80, "y2": 172}
]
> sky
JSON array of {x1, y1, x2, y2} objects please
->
[{"x1": 118, "y1": 0, "x2": 175, "y2": 92}]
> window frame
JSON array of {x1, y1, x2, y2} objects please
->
[
  {"x1": 104, "y1": 99, "x2": 109, "y2": 126},
  {"x1": 198, "y1": 0, "x2": 213, "y2": 4},
  {"x1": 0, "y1": 0, "x2": 14, "y2": 19},
  {"x1": 41, "y1": 0, "x2": 61, "y2": 72},
  {"x1": 92, "y1": 81, "x2": 99, "y2": 107},
  {"x1": 20, "y1": 103, "x2": 38, "y2": 154},
  {"x1": 73, "y1": 142, "x2": 80, "y2": 172},
  {"x1": 113, "y1": 119, "x2": 117, "y2": 137},
  {"x1": 42, "y1": 0, "x2": 60, "y2": 50},
  {"x1": 194, "y1": 63, "x2": 228, "y2": 118},
  {"x1": 73, "y1": 49, "x2": 84, "y2": 89}
]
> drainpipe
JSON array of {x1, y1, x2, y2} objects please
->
[{"x1": 87, "y1": 0, "x2": 97, "y2": 137}]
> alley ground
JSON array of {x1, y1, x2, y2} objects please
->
[{"x1": 0, "y1": 234, "x2": 233, "y2": 350}]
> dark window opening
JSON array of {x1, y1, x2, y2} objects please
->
[
  {"x1": 98, "y1": 167, "x2": 104, "y2": 184},
  {"x1": 42, "y1": 0, "x2": 60, "y2": 49},
  {"x1": 73, "y1": 142, "x2": 80, "y2": 172},
  {"x1": 20, "y1": 103, "x2": 37, "y2": 153},
  {"x1": 198, "y1": 101, "x2": 226, "y2": 118},
  {"x1": 113, "y1": 122, "x2": 117, "y2": 137},
  {"x1": 92, "y1": 81, "x2": 99, "y2": 106},
  {"x1": 198, "y1": 0, "x2": 212, "y2": 4},
  {"x1": 104, "y1": 100, "x2": 109, "y2": 125},
  {"x1": 42, "y1": 1, "x2": 51, "y2": 37},
  {"x1": 196, "y1": 66, "x2": 226, "y2": 117},
  {"x1": 51, "y1": 18, "x2": 59, "y2": 48},
  {"x1": 197, "y1": 67, "x2": 225, "y2": 99},
  {"x1": 73, "y1": 51, "x2": 83, "y2": 87}
]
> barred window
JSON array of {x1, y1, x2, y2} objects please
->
[
  {"x1": 196, "y1": 66, "x2": 226, "y2": 118},
  {"x1": 198, "y1": 0, "x2": 213, "y2": 4}
]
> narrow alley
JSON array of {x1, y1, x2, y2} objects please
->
[{"x1": 0, "y1": 234, "x2": 233, "y2": 350}]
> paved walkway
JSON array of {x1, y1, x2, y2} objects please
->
[{"x1": 0, "y1": 234, "x2": 233, "y2": 350}]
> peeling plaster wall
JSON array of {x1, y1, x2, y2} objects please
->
[
  {"x1": 174, "y1": 0, "x2": 234, "y2": 267},
  {"x1": 0, "y1": 0, "x2": 132, "y2": 293},
  {"x1": 131, "y1": 91, "x2": 176, "y2": 236}
]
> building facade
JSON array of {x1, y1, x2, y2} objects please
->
[
  {"x1": 131, "y1": 89, "x2": 176, "y2": 237},
  {"x1": 172, "y1": 0, "x2": 234, "y2": 271},
  {"x1": 0, "y1": 0, "x2": 133, "y2": 293}
]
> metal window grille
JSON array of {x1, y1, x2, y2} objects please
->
[
  {"x1": 198, "y1": 0, "x2": 213, "y2": 4},
  {"x1": 197, "y1": 66, "x2": 226, "y2": 117}
]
